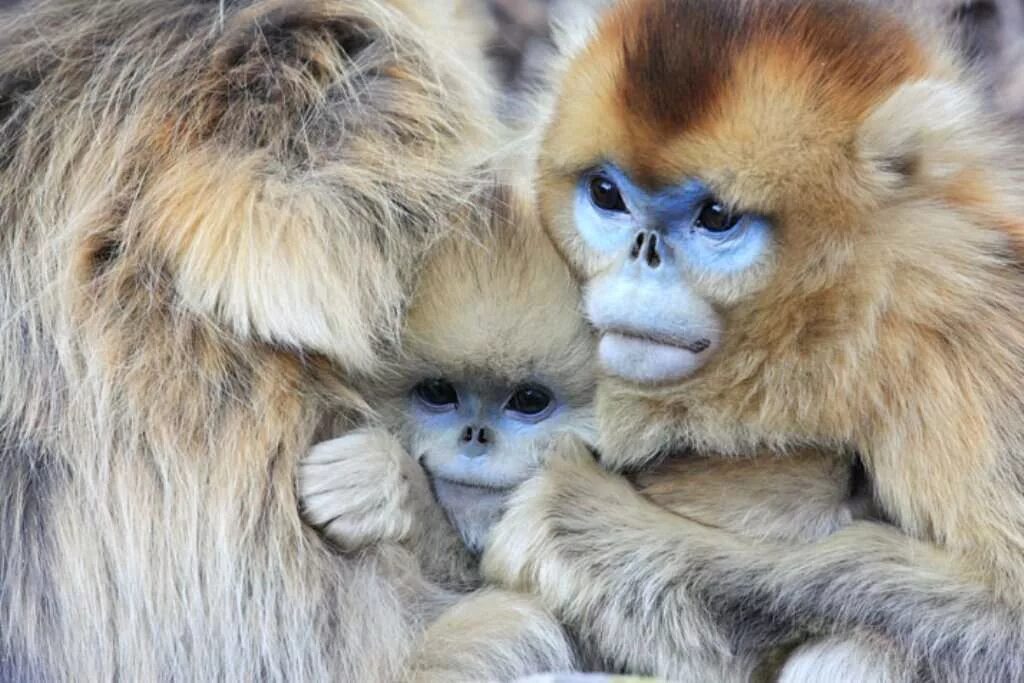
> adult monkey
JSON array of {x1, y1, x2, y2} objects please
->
[
  {"x1": 484, "y1": 0, "x2": 1024, "y2": 680},
  {"x1": 0, "y1": 0, "x2": 577, "y2": 680}
]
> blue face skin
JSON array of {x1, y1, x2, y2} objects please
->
[
  {"x1": 572, "y1": 163, "x2": 775, "y2": 384},
  {"x1": 574, "y1": 164, "x2": 772, "y2": 276},
  {"x1": 409, "y1": 378, "x2": 570, "y2": 554},
  {"x1": 410, "y1": 379, "x2": 562, "y2": 489}
]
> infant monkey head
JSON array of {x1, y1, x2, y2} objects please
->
[{"x1": 387, "y1": 188, "x2": 597, "y2": 552}]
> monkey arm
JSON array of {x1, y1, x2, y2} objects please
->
[
  {"x1": 402, "y1": 473, "x2": 482, "y2": 591},
  {"x1": 633, "y1": 451, "x2": 867, "y2": 543},
  {"x1": 483, "y1": 447, "x2": 1024, "y2": 682},
  {"x1": 482, "y1": 438, "x2": 760, "y2": 680}
]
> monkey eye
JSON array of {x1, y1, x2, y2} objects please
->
[
  {"x1": 588, "y1": 174, "x2": 629, "y2": 213},
  {"x1": 505, "y1": 384, "x2": 555, "y2": 419},
  {"x1": 696, "y1": 200, "x2": 741, "y2": 233},
  {"x1": 413, "y1": 379, "x2": 458, "y2": 410}
]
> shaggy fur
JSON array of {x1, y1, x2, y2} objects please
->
[
  {"x1": 0, "y1": 0, "x2": 515, "y2": 680},
  {"x1": 483, "y1": 1, "x2": 1024, "y2": 681}
]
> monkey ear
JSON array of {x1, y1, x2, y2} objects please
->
[
  {"x1": 856, "y1": 79, "x2": 988, "y2": 192},
  {"x1": 549, "y1": 0, "x2": 617, "y2": 59}
]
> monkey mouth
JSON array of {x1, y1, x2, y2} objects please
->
[
  {"x1": 419, "y1": 459, "x2": 524, "y2": 492},
  {"x1": 604, "y1": 327, "x2": 712, "y2": 354},
  {"x1": 431, "y1": 475, "x2": 516, "y2": 493},
  {"x1": 598, "y1": 328, "x2": 717, "y2": 384}
]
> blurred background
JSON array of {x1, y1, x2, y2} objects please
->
[
  {"x1": 483, "y1": 0, "x2": 1024, "y2": 122},
  {"x1": 0, "y1": 0, "x2": 1019, "y2": 120}
]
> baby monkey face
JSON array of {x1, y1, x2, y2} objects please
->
[
  {"x1": 409, "y1": 376, "x2": 562, "y2": 490},
  {"x1": 405, "y1": 374, "x2": 578, "y2": 553}
]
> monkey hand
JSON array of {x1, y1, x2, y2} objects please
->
[
  {"x1": 481, "y1": 433, "x2": 652, "y2": 600},
  {"x1": 298, "y1": 428, "x2": 428, "y2": 552}
]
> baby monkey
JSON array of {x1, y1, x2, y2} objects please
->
[
  {"x1": 299, "y1": 187, "x2": 597, "y2": 587},
  {"x1": 384, "y1": 196, "x2": 599, "y2": 557}
]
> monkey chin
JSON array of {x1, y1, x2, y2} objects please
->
[
  {"x1": 431, "y1": 478, "x2": 511, "y2": 555},
  {"x1": 599, "y1": 331, "x2": 716, "y2": 384}
]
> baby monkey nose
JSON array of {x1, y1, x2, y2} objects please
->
[
  {"x1": 460, "y1": 425, "x2": 492, "y2": 454},
  {"x1": 460, "y1": 425, "x2": 491, "y2": 443}
]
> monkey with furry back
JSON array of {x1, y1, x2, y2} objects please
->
[
  {"x1": 481, "y1": 0, "x2": 1024, "y2": 681},
  {"x1": 0, "y1": 0, "x2": 588, "y2": 680},
  {"x1": 299, "y1": 188, "x2": 882, "y2": 680}
]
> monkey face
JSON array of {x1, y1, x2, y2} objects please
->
[
  {"x1": 571, "y1": 164, "x2": 776, "y2": 384},
  {"x1": 370, "y1": 189, "x2": 598, "y2": 549},
  {"x1": 403, "y1": 374, "x2": 589, "y2": 552},
  {"x1": 540, "y1": 0, "x2": 924, "y2": 382},
  {"x1": 409, "y1": 377, "x2": 560, "y2": 490}
]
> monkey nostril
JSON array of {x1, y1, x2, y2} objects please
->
[
  {"x1": 461, "y1": 426, "x2": 473, "y2": 442},
  {"x1": 630, "y1": 232, "x2": 645, "y2": 259},
  {"x1": 630, "y1": 231, "x2": 663, "y2": 268},
  {"x1": 645, "y1": 233, "x2": 662, "y2": 268},
  {"x1": 476, "y1": 427, "x2": 491, "y2": 444}
]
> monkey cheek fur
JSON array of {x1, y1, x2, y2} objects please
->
[{"x1": 599, "y1": 332, "x2": 716, "y2": 384}]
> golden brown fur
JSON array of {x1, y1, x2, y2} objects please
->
[
  {"x1": 0, "y1": 0, "x2": 515, "y2": 680},
  {"x1": 483, "y1": 1, "x2": 1024, "y2": 680},
  {"x1": 635, "y1": 452, "x2": 873, "y2": 545}
]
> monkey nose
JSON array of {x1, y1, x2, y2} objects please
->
[
  {"x1": 629, "y1": 230, "x2": 664, "y2": 269},
  {"x1": 459, "y1": 425, "x2": 493, "y2": 457}
]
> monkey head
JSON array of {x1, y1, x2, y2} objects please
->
[
  {"x1": 538, "y1": 0, "x2": 1022, "y2": 469},
  {"x1": 383, "y1": 190, "x2": 598, "y2": 551}
]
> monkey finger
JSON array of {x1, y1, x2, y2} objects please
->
[{"x1": 314, "y1": 500, "x2": 414, "y2": 550}]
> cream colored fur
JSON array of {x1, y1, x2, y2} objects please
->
[
  {"x1": 297, "y1": 182, "x2": 879, "y2": 680},
  {"x1": 0, "y1": 0, "x2": 525, "y2": 680}
]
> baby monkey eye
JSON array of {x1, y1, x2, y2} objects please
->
[
  {"x1": 696, "y1": 200, "x2": 741, "y2": 233},
  {"x1": 588, "y1": 174, "x2": 629, "y2": 213},
  {"x1": 413, "y1": 379, "x2": 458, "y2": 409},
  {"x1": 505, "y1": 384, "x2": 554, "y2": 417}
]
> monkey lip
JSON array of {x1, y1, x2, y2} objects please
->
[
  {"x1": 424, "y1": 466, "x2": 523, "y2": 492},
  {"x1": 604, "y1": 327, "x2": 712, "y2": 354},
  {"x1": 430, "y1": 475, "x2": 518, "y2": 493},
  {"x1": 599, "y1": 329, "x2": 715, "y2": 384}
]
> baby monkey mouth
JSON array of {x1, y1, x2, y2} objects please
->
[
  {"x1": 431, "y1": 475, "x2": 516, "y2": 493},
  {"x1": 418, "y1": 456, "x2": 524, "y2": 492},
  {"x1": 604, "y1": 326, "x2": 712, "y2": 354}
]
